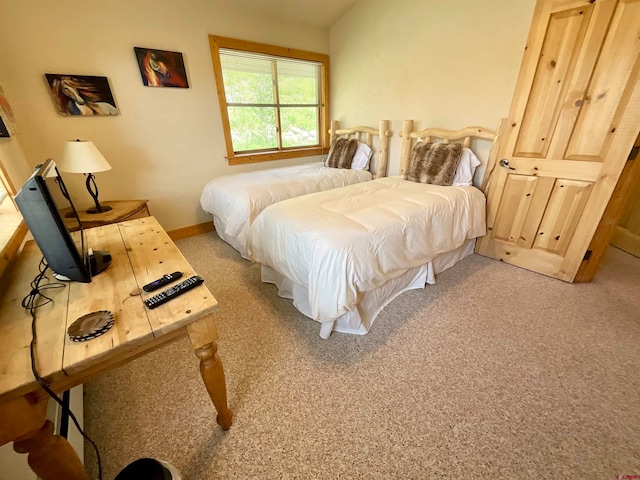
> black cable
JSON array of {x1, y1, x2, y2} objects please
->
[
  {"x1": 60, "y1": 390, "x2": 70, "y2": 439},
  {"x1": 21, "y1": 257, "x2": 103, "y2": 480}
]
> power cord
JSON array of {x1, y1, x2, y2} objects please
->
[{"x1": 21, "y1": 257, "x2": 103, "y2": 480}]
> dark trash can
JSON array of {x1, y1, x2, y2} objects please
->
[{"x1": 115, "y1": 458, "x2": 181, "y2": 480}]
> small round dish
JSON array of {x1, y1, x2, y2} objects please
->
[{"x1": 67, "y1": 310, "x2": 115, "y2": 342}]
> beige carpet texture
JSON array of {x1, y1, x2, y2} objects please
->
[{"x1": 83, "y1": 233, "x2": 640, "y2": 480}]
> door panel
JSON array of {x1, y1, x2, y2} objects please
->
[
  {"x1": 519, "y1": 176, "x2": 556, "y2": 249},
  {"x1": 476, "y1": 0, "x2": 640, "y2": 282},
  {"x1": 492, "y1": 175, "x2": 540, "y2": 244},
  {"x1": 532, "y1": 179, "x2": 592, "y2": 255},
  {"x1": 566, "y1": 0, "x2": 640, "y2": 160},
  {"x1": 547, "y1": 0, "x2": 619, "y2": 160},
  {"x1": 514, "y1": 5, "x2": 593, "y2": 158}
]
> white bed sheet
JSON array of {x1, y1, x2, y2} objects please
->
[
  {"x1": 200, "y1": 162, "x2": 372, "y2": 258},
  {"x1": 247, "y1": 176, "x2": 486, "y2": 335}
]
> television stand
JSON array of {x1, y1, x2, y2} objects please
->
[{"x1": 0, "y1": 216, "x2": 233, "y2": 480}]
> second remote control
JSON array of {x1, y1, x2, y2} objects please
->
[
  {"x1": 142, "y1": 271, "x2": 183, "y2": 292},
  {"x1": 144, "y1": 275, "x2": 205, "y2": 309}
]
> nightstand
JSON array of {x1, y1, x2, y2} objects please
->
[{"x1": 63, "y1": 200, "x2": 150, "y2": 230}]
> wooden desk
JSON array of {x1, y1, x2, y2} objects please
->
[{"x1": 0, "y1": 217, "x2": 232, "y2": 480}]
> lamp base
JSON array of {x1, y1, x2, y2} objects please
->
[{"x1": 86, "y1": 205, "x2": 112, "y2": 214}]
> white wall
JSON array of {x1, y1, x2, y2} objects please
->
[
  {"x1": 330, "y1": 0, "x2": 536, "y2": 181},
  {"x1": 0, "y1": 0, "x2": 538, "y2": 231},
  {"x1": 0, "y1": 0, "x2": 329, "y2": 231}
]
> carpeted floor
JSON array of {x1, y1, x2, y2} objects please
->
[{"x1": 84, "y1": 233, "x2": 640, "y2": 479}]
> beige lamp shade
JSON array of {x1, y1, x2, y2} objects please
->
[
  {"x1": 58, "y1": 140, "x2": 111, "y2": 174},
  {"x1": 57, "y1": 139, "x2": 113, "y2": 214}
]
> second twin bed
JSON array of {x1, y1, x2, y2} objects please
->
[
  {"x1": 200, "y1": 120, "x2": 392, "y2": 259},
  {"x1": 246, "y1": 120, "x2": 501, "y2": 338}
]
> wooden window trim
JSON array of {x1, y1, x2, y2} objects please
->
[
  {"x1": 208, "y1": 35, "x2": 330, "y2": 165},
  {"x1": 0, "y1": 160, "x2": 27, "y2": 283}
]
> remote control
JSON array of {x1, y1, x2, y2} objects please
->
[
  {"x1": 142, "y1": 271, "x2": 183, "y2": 292},
  {"x1": 144, "y1": 275, "x2": 205, "y2": 309}
]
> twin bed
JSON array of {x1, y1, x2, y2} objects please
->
[
  {"x1": 200, "y1": 120, "x2": 392, "y2": 259},
  {"x1": 202, "y1": 119, "x2": 501, "y2": 338}
]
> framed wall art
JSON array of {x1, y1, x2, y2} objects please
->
[
  {"x1": 0, "y1": 85, "x2": 17, "y2": 136},
  {"x1": 44, "y1": 74, "x2": 119, "y2": 116},
  {"x1": 0, "y1": 116, "x2": 9, "y2": 138},
  {"x1": 134, "y1": 47, "x2": 189, "y2": 88}
]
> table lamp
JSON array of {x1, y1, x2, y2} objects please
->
[{"x1": 58, "y1": 139, "x2": 112, "y2": 214}]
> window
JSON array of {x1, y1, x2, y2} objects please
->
[{"x1": 209, "y1": 36, "x2": 330, "y2": 165}]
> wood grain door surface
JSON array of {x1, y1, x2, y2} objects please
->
[
  {"x1": 476, "y1": 0, "x2": 640, "y2": 281},
  {"x1": 611, "y1": 171, "x2": 640, "y2": 257}
]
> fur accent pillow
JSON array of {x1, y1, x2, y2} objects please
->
[
  {"x1": 404, "y1": 142, "x2": 464, "y2": 186},
  {"x1": 325, "y1": 138, "x2": 359, "y2": 169}
]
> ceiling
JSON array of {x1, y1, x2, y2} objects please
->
[{"x1": 219, "y1": 0, "x2": 359, "y2": 29}]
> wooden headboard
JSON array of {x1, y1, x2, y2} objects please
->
[
  {"x1": 328, "y1": 120, "x2": 393, "y2": 179},
  {"x1": 399, "y1": 119, "x2": 506, "y2": 191}
]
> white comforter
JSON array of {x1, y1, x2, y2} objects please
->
[
  {"x1": 200, "y1": 162, "x2": 372, "y2": 257},
  {"x1": 247, "y1": 176, "x2": 486, "y2": 323}
]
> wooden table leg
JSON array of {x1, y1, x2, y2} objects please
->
[
  {"x1": 0, "y1": 394, "x2": 89, "y2": 480},
  {"x1": 186, "y1": 315, "x2": 233, "y2": 430}
]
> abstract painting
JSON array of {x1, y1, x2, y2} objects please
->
[
  {"x1": 134, "y1": 47, "x2": 189, "y2": 88},
  {"x1": 45, "y1": 74, "x2": 118, "y2": 116},
  {"x1": 0, "y1": 85, "x2": 17, "y2": 136},
  {"x1": 0, "y1": 116, "x2": 9, "y2": 138}
]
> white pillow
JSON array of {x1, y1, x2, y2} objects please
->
[
  {"x1": 452, "y1": 148, "x2": 481, "y2": 186},
  {"x1": 350, "y1": 142, "x2": 372, "y2": 170}
]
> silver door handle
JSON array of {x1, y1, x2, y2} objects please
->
[{"x1": 499, "y1": 159, "x2": 516, "y2": 170}]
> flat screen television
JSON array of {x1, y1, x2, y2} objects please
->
[{"x1": 15, "y1": 158, "x2": 111, "y2": 282}]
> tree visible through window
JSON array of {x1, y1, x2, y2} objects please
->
[{"x1": 209, "y1": 36, "x2": 330, "y2": 165}]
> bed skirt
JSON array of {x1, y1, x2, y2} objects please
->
[
  {"x1": 260, "y1": 238, "x2": 477, "y2": 338},
  {"x1": 213, "y1": 216, "x2": 251, "y2": 259}
]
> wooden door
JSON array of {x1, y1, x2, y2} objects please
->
[
  {"x1": 574, "y1": 133, "x2": 640, "y2": 280},
  {"x1": 611, "y1": 175, "x2": 640, "y2": 257},
  {"x1": 476, "y1": 0, "x2": 640, "y2": 282}
]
